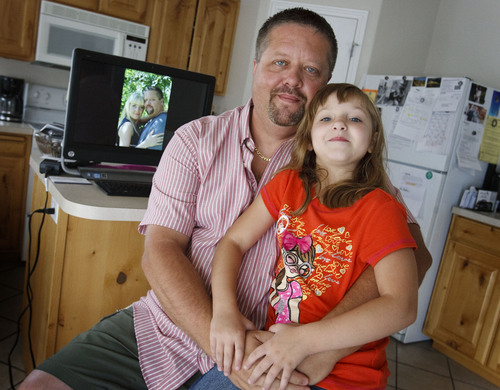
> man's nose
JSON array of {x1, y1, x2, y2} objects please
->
[{"x1": 283, "y1": 65, "x2": 303, "y2": 88}]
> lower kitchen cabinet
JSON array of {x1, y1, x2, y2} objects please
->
[
  {"x1": 424, "y1": 213, "x2": 500, "y2": 386},
  {"x1": 21, "y1": 173, "x2": 151, "y2": 373},
  {"x1": 0, "y1": 130, "x2": 32, "y2": 261}
]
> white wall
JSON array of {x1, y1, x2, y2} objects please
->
[
  {"x1": 367, "y1": 0, "x2": 440, "y2": 77},
  {"x1": 425, "y1": 0, "x2": 500, "y2": 90}
]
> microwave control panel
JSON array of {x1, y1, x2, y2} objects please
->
[{"x1": 123, "y1": 36, "x2": 148, "y2": 61}]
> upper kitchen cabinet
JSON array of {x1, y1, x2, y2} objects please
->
[
  {"x1": 0, "y1": 0, "x2": 40, "y2": 61},
  {"x1": 145, "y1": 0, "x2": 198, "y2": 71},
  {"x1": 147, "y1": 0, "x2": 240, "y2": 95},
  {"x1": 57, "y1": 0, "x2": 148, "y2": 23},
  {"x1": 0, "y1": 0, "x2": 239, "y2": 96},
  {"x1": 188, "y1": 0, "x2": 240, "y2": 95}
]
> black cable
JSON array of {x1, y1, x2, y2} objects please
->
[{"x1": 8, "y1": 187, "x2": 54, "y2": 389}]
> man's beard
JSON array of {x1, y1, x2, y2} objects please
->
[
  {"x1": 267, "y1": 87, "x2": 306, "y2": 127},
  {"x1": 146, "y1": 106, "x2": 154, "y2": 115}
]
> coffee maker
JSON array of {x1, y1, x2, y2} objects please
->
[{"x1": 0, "y1": 76, "x2": 24, "y2": 122}]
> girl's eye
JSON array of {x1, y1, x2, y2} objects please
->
[
  {"x1": 350, "y1": 117, "x2": 362, "y2": 122},
  {"x1": 320, "y1": 117, "x2": 331, "y2": 122}
]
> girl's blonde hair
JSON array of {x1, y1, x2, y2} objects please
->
[
  {"x1": 284, "y1": 83, "x2": 388, "y2": 215},
  {"x1": 122, "y1": 92, "x2": 145, "y2": 121}
]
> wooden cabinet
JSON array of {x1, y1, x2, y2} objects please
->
[
  {"x1": 0, "y1": 0, "x2": 240, "y2": 95},
  {"x1": 56, "y1": 0, "x2": 148, "y2": 23},
  {"x1": 0, "y1": 0, "x2": 40, "y2": 61},
  {"x1": 145, "y1": 0, "x2": 240, "y2": 95},
  {"x1": 188, "y1": 0, "x2": 240, "y2": 95},
  {"x1": 21, "y1": 173, "x2": 150, "y2": 373},
  {"x1": 424, "y1": 214, "x2": 500, "y2": 387},
  {"x1": 0, "y1": 131, "x2": 32, "y2": 261}
]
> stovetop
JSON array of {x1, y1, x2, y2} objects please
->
[{"x1": 23, "y1": 83, "x2": 67, "y2": 130}]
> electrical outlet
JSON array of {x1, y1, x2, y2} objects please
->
[{"x1": 50, "y1": 197, "x2": 59, "y2": 223}]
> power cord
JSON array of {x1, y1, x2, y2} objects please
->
[{"x1": 8, "y1": 180, "x2": 55, "y2": 389}]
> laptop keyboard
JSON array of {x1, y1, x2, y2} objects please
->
[{"x1": 95, "y1": 180, "x2": 152, "y2": 197}]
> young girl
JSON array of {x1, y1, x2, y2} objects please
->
[{"x1": 208, "y1": 83, "x2": 418, "y2": 390}]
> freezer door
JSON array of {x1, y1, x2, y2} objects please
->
[{"x1": 386, "y1": 161, "x2": 446, "y2": 245}]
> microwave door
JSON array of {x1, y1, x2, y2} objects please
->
[{"x1": 36, "y1": 14, "x2": 122, "y2": 67}]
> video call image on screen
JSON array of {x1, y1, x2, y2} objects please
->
[
  {"x1": 117, "y1": 69, "x2": 172, "y2": 151},
  {"x1": 64, "y1": 49, "x2": 215, "y2": 167}
]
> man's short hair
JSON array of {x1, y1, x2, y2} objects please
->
[
  {"x1": 255, "y1": 7, "x2": 338, "y2": 75},
  {"x1": 144, "y1": 85, "x2": 163, "y2": 100}
]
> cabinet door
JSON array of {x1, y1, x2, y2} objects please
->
[
  {"x1": 146, "y1": 0, "x2": 198, "y2": 69},
  {"x1": 0, "y1": 0, "x2": 39, "y2": 61},
  {"x1": 98, "y1": 0, "x2": 148, "y2": 23},
  {"x1": 0, "y1": 134, "x2": 30, "y2": 260},
  {"x1": 53, "y1": 0, "x2": 98, "y2": 11},
  {"x1": 425, "y1": 240, "x2": 500, "y2": 364},
  {"x1": 188, "y1": 0, "x2": 240, "y2": 95}
]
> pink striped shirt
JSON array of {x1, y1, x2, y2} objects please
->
[{"x1": 134, "y1": 100, "x2": 417, "y2": 389}]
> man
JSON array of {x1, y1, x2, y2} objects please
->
[
  {"x1": 21, "y1": 8, "x2": 431, "y2": 390},
  {"x1": 137, "y1": 86, "x2": 166, "y2": 150}
]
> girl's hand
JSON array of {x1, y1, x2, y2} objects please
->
[
  {"x1": 244, "y1": 325, "x2": 309, "y2": 390},
  {"x1": 210, "y1": 309, "x2": 256, "y2": 376}
]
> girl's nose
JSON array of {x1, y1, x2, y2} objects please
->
[{"x1": 333, "y1": 120, "x2": 346, "y2": 131}]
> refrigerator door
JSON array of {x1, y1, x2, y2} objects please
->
[
  {"x1": 386, "y1": 161, "x2": 446, "y2": 244},
  {"x1": 362, "y1": 75, "x2": 470, "y2": 173},
  {"x1": 386, "y1": 160, "x2": 447, "y2": 343}
]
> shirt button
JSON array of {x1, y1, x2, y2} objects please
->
[{"x1": 200, "y1": 352, "x2": 207, "y2": 358}]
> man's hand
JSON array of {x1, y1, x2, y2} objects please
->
[{"x1": 226, "y1": 330, "x2": 310, "y2": 390}]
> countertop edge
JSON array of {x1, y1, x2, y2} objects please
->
[
  {"x1": 29, "y1": 141, "x2": 147, "y2": 222},
  {"x1": 452, "y1": 206, "x2": 500, "y2": 228}
]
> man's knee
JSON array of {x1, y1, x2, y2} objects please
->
[{"x1": 19, "y1": 369, "x2": 72, "y2": 390}]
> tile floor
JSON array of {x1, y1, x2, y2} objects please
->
[{"x1": 0, "y1": 260, "x2": 498, "y2": 390}]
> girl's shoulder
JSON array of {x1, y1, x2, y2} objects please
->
[{"x1": 358, "y1": 188, "x2": 407, "y2": 216}]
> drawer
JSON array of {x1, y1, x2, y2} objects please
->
[
  {"x1": 0, "y1": 134, "x2": 28, "y2": 157},
  {"x1": 450, "y1": 215, "x2": 500, "y2": 256}
]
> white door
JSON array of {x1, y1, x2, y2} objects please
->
[{"x1": 268, "y1": 1, "x2": 367, "y2": 83}]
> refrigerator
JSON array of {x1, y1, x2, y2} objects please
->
[{"x1": 360, "y1": 75, "x2": 492, "y2": 343}]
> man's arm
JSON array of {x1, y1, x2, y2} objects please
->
[
  {"x1": 141, "y1": 225, "x2": 309, "y2": 390},
  {"x1": 407, "y1": 223, "x2": 433, "y2": 285},
  {"x1": 142, "y1": 225, "x2": 213, "y2": 353}
]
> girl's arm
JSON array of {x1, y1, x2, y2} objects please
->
[
  {"x1": 211, "y1": 194, "x2": 275, "y2": 375},
  {"x1": 245, "y1": 247, "x2": 419, "y2": 390}
]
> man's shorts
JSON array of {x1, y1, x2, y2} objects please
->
[{"x1": 36, "y1": 306, "x2": 201, "y2": 389}]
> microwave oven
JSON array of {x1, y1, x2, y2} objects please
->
[{"x1": 35, "y1": 1, "x2": 150, "y2": 68}]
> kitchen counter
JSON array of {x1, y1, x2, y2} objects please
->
[
  {"x1": 0, "y1": 120, "x2": 34, "y2": 135},
  {"x1": 30, "y1": 141, "x2": 148, "y2": 221},
  {"x1": 23, "y1": 142, "x2": 151, "y2": 373},
  {"x1": 452, "y1": 206, "x2": 500, "y2": 228}
]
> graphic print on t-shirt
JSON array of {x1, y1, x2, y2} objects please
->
[{"x1": 270, "y1": 205, "x2": 354, "y2": 324}]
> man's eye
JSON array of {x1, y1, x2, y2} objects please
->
[
  {"x1": 305, "y1": 66, "x2": 318, "y2": 74},
  {"x1": 275, "y1": 60, "x2": 286, "y2": 66}
]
